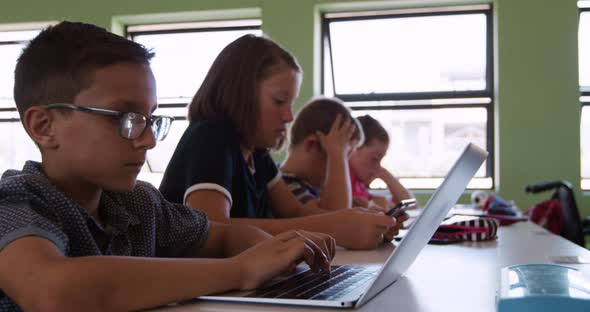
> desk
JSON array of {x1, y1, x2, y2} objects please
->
[{"x1": 154, "y1": 222, "x2": 590, "y2": 312}]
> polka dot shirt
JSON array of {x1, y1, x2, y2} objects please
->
[{"x1": 0, "y1": 161, "x2": 209, "y2": 311}]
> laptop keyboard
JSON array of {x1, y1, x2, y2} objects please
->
[{"x1": 246, "y1": 265, "x2": 379, "y2": 301}]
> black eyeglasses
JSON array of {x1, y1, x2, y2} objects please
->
[{"x1": 44, "y1": 104, "x2": 174, "y2": 141}]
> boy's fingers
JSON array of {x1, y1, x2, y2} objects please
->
[
  {"x1": 367, "y1": 205, "x2": 387, "y2": 213},
  {"x1": 307, "y1": 231, "x2": 336, "y2": 262},
  {"x1": 343, "y1": 118, "x2": 355, "y2": 134},
  {"x1": 334, "y1": 114, "x2": 343, "y2": 130},
  {"x1": 300, "y1": 231, "x2": 334, "y2": 262},
  {"x1": 328, "y1": 235, "x2": 336, "y2": 261},
  {"x1": 396, "y1": 212, "x2": 410, "y2": 223},
  {"x1": 345, "y1": 124, "x2": 355, "y2": 140},
  {"x1": 281, "y1": 236, "x2": 308, "y2": 263},
  {"x1": 293, "y1": 231, "x2": 330, "y2": 273},
  {"x1": 384, "y1": 231, "x2": 395, "y2": 242},
  {"x1": 299, "y1": 231, "x2": 329, "y2": 258},
  {"x1": 356, "y1": 206, "x2": 385, "y2": 215},
  {"x1": 327, "y1": 235, "x2": 336, "y2": 262},
  {"x1": 384, "y1": 225, "x2": 400, "y2": 241},
  {"x1": 369, "y1": 232, "x2": 384, "y2": 248},
  {"x1": 336, "y1": 118, "x2": 351, "y2": 134},
  {"x1": 328, "y1": 114, "x2": 343, "y2": 135},
  {"x1": 339, "y1": 120, "x2": 354, "y2": 142},
  {"x1": 315, "y1": 131, "x2": 327, "y2": 146},
  {"x1": 370, "y1": 214, "x2": 397, "y2": 228},
  {"x1": 283, "y1": 236, "x2": 318, "y2": 271}
]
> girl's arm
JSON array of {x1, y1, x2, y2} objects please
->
[{"x1": 376, "y1": 167, "x2": 413, "y2": 205}]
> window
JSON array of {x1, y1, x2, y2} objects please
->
[
  {"x1": 322, "y1": 5, "x2": 493, "y2": 189},
  {"x1": 580, "y1": 1, "x2": 590, "y2": 189},
  {"x1": 127, "y1": 20, "x2": 262, "y2": 186},
  {"x1": 0, "y1": 29, "x2": 42, "y2": 174}
]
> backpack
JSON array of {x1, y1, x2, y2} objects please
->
[
  {"x1": 527, "y1": 199, "x2": 564, "y2": 235},
  {"x1": 431, "y1": 216, "x2": 499, "y2": 244}
]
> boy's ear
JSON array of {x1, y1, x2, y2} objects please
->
[
  {"x1": 23, "y1": 106, "x2": 59, "y2": 149},
  {"x1": 303, "y1": 135, "x2": 325, "y2": 153},
  {"x1": 302, "y1": 136, "x2": 318, "y2": 152}
]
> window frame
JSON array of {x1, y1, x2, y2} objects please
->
[
  {"x1": 580, "y1": 6, "x2": 590, "y2": 190},
  {"x1": 126, "y1": 19, "x2": 262, "y2": 122},
  {"x1": 0, "y1": 37, "x2": 32, "y2": 122},
  {"x1": 0, "y1": 27, "x2": 47, "y2": 175},
  {"x1": 321, "y1": 5, "x2": 494, "y2": 189}
]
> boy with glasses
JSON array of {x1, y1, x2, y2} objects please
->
[
  {"x1": 0, "y1": 21, "x2": 334, "y2": 311},
  {"x1": 42, "y1": 103, "x2": 174, "y2": 141}
]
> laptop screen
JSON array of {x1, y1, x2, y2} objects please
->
[{"x1": 357, "y1": 143, "x2": 488, "y2": 306}]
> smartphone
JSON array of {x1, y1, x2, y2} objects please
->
[{"x1": 386, "y1": 198, "x2": 417, "y2": 217}]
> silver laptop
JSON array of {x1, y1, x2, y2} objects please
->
[{"x1": 200, "y1": 143, "x2": 488, "y2": 308}]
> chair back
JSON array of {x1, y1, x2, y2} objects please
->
[{"x1": 526, "y1": 180, "x2": 585, "y2": 247}]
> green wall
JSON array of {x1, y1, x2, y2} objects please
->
[
  {"x1": 1, "y1": 0, "x2": 586, "y2": 215},
  {"x1": 495, "y1": 0, "x2": 582, "y2": 213}
]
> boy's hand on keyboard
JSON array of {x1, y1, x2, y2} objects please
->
[
  {"x1": 296, "y1": 230, "x2": 336, "y2": 268},
  {"x1": 233, "y1": 230, "x2": 335, "y2": 290}
]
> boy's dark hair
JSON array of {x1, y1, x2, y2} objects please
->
[
  {"x1": 357, "y1": 115, "x2": 389, "y2": 146},
  {"x1": 14, "y1": 21, "x2": 154, "y2": 120},
  {"x1": 188, "y1": 34, "x2": 301, "y2": 148},
  {"x1": 289, "y1": 97, "x2": 364, "y2": 149}
]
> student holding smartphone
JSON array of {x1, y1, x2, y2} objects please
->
[
  {"x1": 278, "y1": 97, "x2": 408, "y2": 244},
  {"x1": 349, "y1": 115, "x2": 415, "y2": 210},
  {"x1": 386, "y1": 199, "x2": 417, "y2": 217}
]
